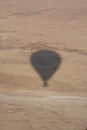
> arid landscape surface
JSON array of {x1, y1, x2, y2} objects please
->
[{"x1": 0, "y1": 0, "x2": 87, "y2": 130}]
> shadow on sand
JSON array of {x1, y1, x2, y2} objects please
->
[{"x1": 30, "y1": 50, "x2": 62, "y2": 86}]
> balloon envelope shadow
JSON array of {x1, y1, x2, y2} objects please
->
[{"x1": 30, "y1": 50, "x2": 61, "y2": 86}]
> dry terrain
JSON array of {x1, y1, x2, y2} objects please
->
[{"x1": 0, "y1": 0, "x2": 87, "y2": 130}]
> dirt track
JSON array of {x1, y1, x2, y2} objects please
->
[
  {"x1": 0, "y1": 0, "x2": 87, "y2": 129},
  {"x1": 0, "y1": 93, "x2": 87, "y2": 130}
]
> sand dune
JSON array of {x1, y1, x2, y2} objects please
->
[{"x1": 0, "y1": 0, "x2": 87, "y2": 130}]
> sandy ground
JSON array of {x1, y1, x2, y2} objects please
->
[
  {"x1": 0, "y1": 0, "x2": 87, "y2": 129},
  {"x1": 0, "y1": 93, "x2": 87, "y2": 130}
]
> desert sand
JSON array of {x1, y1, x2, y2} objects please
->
[{"x1": 0, "y1": 0, "x2": 87, "y2": 130}]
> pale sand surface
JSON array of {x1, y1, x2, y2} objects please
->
[
  {"x1": 0, "y1": 93, "x2": 87, "y2": 130},
  {"x1": 0, "y1": 0, "x2": 87, "y2": 129}
]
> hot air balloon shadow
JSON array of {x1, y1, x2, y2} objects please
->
[{"x1": 30, "y1": 50, "x2": 61, "y2": 86}]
